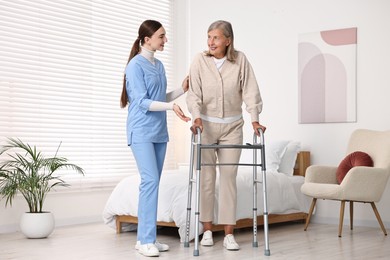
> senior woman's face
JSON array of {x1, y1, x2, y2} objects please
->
[{"x1": 207, "y1": 29, "x2": 230, "y2": 59}]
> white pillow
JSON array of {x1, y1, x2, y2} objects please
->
[
  {"x1": 279, "y1": 141, "x2": 301, "y2": 176},
  {"x1": 265, "y1": 140, "x2": 289, "y2": 173}
]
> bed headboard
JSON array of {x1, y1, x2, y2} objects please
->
[{"x1": 293, "y1": 151, "x2": 310, "y2": 177}]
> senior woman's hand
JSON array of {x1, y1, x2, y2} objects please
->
[
  {"x1": 252, "y1": 121, "x2": 266, "y2": 136},
  {"x1": 190, "y1": 118, "x2": 203, "y2": 135}
]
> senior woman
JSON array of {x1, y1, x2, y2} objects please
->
[{"x1": 186, "y1": 20, "x2": 266, "y2": 251}]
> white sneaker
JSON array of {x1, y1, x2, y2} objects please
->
[
  {"x1": 135, "y1": 241, "x2": 169, "y2": 252},
  {"x1": 137, "y1": 243, "x2": 159, "y2": 257},
  {"x1": 223, "y1": 234, "x2": 240, "y2": 251},
  {"x1": 154, "y1": 241, "x2": 169, "y2": 252},
  {"x1": 200, "y1": 230, "x2": 214, "y2": 246}
]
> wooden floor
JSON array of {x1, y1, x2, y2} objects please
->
[{"x1": 1, "y1": 221, "x2": 389, "y2": 259}]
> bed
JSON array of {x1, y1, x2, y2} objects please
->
[{"x1": 103, "y1": 140, "x2": 311, "y2": 242}]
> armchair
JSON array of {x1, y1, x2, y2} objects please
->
[{"x1": 301, "y1": 129, "x2": 390, "y2": 237}]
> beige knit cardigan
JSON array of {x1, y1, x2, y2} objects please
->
[{"x1": 186, "y1": 51, "x2": 263, "y2": 122}]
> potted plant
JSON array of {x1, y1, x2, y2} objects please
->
[{"x1": 0, "y1": 138, "x2": 84, "y2": 238}]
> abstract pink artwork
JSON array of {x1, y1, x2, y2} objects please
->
[{"x1": 298, "y1": 27, "x2": 357, "y2": 123}]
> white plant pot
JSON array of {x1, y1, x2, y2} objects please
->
[{"x1": 20, "y1": 212, "x2": 55, "y2": 239}]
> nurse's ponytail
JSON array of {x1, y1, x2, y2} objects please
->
[{"x1": 120, "y1": 20, "x2": 163, "y2": 108}]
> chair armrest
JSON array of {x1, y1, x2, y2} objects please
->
[
  {"x1": 340, "y1": 167, "x2": 390, "y2": 202},
  {"x1": 305, "y1": 165, "x2": 338, "y2": 184}
]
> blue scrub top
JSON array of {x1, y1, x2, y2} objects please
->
[{"x1": 125, "y1": 55, "x2": 169, "y2": 145}]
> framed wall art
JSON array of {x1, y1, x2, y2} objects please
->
[{"x1": 298, "y1": 27, "x2": 357, "y2": 123}]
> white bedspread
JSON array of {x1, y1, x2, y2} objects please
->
[{"x1": 102, "y1": 166, "x2": 310, "y2": 242}]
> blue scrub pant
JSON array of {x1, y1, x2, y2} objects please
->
[{"x1": 131, "y1": 142, "x2": 167, "y2": 245}]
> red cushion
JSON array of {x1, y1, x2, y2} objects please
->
[{"x1": 336, "y1": 151, "x2": 373, "y2": 184}]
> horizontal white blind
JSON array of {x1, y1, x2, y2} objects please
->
[{"x1": 0, "y1": 0, "x2": 176, "y2": 182}]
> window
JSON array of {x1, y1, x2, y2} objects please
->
[{"x1": 0, "y1": 0, "x2": 176, "y2": 187}]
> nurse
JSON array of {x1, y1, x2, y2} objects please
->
[{"x1": 120, "y1": 20, "x2": 190, "y2": 257}]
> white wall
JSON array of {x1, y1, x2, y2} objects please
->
[
  {"x1": 179, "y1": 0, "x2": 390, "y2": 228},
  {"x1": 1, "y1": 0, "x2": 390, "y2": 234}
]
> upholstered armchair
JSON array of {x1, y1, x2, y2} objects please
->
[{"x1": 301, "y1": 129, "x2": 390, "y2": 237}]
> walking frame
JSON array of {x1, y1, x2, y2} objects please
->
[{"x1": 184, "y1": 127, "x2": 270, "y2": 256}]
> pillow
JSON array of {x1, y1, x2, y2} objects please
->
[
  {"x1": 265, "y1": 140, "x2": 289, "y2": 173},
  {"x1": 279, "y1": 141, "x2": 301, "y2": 176},
  {"x1": 336, "y1": 151, "x2": 373, "y2": 184}
]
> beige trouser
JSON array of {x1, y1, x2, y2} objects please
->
[{"x1": 198, "y1": 118, "x2": 244, "y2": 225}]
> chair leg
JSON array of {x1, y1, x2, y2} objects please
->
[
  {"x1": 304, "y1": 198, "x2": 317, "y2": 231},
  {"x1": 370, "y1": 202, "x2": 387, "y2": 236},
  {"x1": 116, "y1": 217, "x2": 122, "y2": 234},
  {"x1": 338, "y1": 201, "x2": 346, "y2": 237},
  {"x1": 349, "y1": 201, "x2": 353, "y2": 230}
]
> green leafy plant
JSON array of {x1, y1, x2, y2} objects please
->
[{"x1": 0, "y1": 138, "x2": 84, "y2": 213}]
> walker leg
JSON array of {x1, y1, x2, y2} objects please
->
[
  {"x1": 263, "y1": 177, "x2": 271, "y2": 256},
  {"x1": 193, "y1": 169, "x2": 201, "y2": 256},
  {"x1": 193, "y1": 135, "x2": 201, "y2": 256},
  {"x1": 252, "y1": 136, "x2": 259, "y2": 247},
  {"x1": 257, "y1": 129, "x2": 271, "y2": 256},
  {"x1": 184, "y1": 135, "x2": 196, "y2": 247}
]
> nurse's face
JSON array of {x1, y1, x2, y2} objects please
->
[
  {"x1": 144, "y1": 26, "x2": 167, "y2": 52},
  {"x1": 207, "y1": 29, "x2": 230, "y2": 59}
]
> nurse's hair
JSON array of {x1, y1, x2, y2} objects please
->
[
  {"x1": 120, "y1": 20, "x2": 163, "y2": 108},
  {"x1": 205, "y1": 20, "x2": 237, "y2": 62}
]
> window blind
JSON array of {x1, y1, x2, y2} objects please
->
[{"x1": 0, "y1": 0, "x2": 176, "y2": 185}]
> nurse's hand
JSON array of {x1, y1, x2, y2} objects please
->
[
  {"x1": 173, "y1": 104, "x2": 191, "y2": 122},
  {"x1": 182, "y1": 76, "x2": 189, "y2": 93}
]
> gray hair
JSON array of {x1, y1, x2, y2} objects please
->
[{"x1": 206, "y1": 20, "x2": 236, "y2": 62}]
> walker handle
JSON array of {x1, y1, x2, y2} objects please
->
[
  {"x1": 254, "y1": 128, "x2": 265, "y2": 145},
  {"x1": 196, "y1": 127, "x2": 201, "y2": 136}
]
